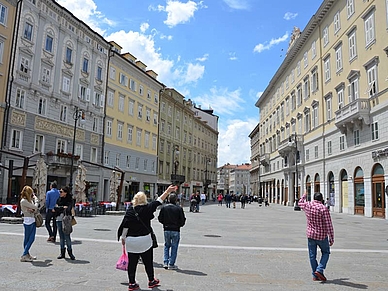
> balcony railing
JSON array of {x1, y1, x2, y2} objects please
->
[
  {"x1": 335, "y1": 98, "x2": 370, "y2": 134},
  {"x1": 260, "y1": 153, "x2": 270, "y2": 166}
]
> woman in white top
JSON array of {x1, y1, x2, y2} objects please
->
[{"x1": 19, "y1": 185, "x2": 39, "y2": 262}]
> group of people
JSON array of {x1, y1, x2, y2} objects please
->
[
  {"x1": 118, "y1": 185, "x2": 186, "y2": 291},
  {"x1": 217, "y1": 193, "x2": 252, "y2": 209},
  {"x1": 20, "y1": 181, "x2": 76, "y2": 262}
]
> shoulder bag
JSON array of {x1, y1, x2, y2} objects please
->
[
  {"x1": 34, "y1": 211, "x2": 43, "y2": 228},
  {"x1": 132, "y1": 206, "x2": 158, "y2": 248}
]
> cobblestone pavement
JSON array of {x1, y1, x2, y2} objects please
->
[{"x1": 1, "y1": 202, "x2": 388, "y2": 291}]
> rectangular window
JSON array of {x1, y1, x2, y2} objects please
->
[
  {"x1": 327, "y1": 141, "x2": 332, "y2": 155},
  {"x1": 106, "y1": 120, "x2": 112, "y2": 136},
  {"x1": 23, "y1": 22, "x2": 33, "y2": 41},
  {"x1": 11, "y1": 129, "x2": 22, "y2": 149},
  {"x1": 138, "y1": 104, "x2": 143, "y2": 118},
  {"x1": 311, "y1": 40, "x2": 316, "y2": 59},
  {"x1": 372, "y1": 122, "x2": 379, "y2": 141},
  {"x1": 110, "y1": 67, "x2": 116, "y2": 80},
  {"x1": 42, "y1": 67, "x2": 51, "y2": 84},
  {"x1": 82, "y1": 58, "x2": 89, "y2": 73},
  {"x1": 20, "y1": 57, "x2": 29, "y2": 73},
  {"x1": 323, "y1": 26, "x2": 329, "y2": 47},
  {"x1": 119, "y1": 95, "x2": 124, "y2": 112},
  {"x1": 116, "y1": 154, "x2": 120, "y2": 167},
  {"x1": 145, "y1": 132, "x2": 150, "y2": 148},
  {"x1": 297, "y1": 61, "x2": 301, "y2": 76},
  {"x1": 312, "y1": 106, "x2": 318, "y2": 129},
  {"x1": 60, "y1": 105, "x2": 67, "y2": 122},
  {"x1": 347, "y1": 0, "x2": 354, "y2": 18},
  {"x1": 127, "y1": 125, "x2": 133, "y2": 143},
  {"x1": 91, "y1": 147, "x2": 97, "y2": 163},
  {"x1": 367, "y1": 65, "x2": 377, "y2": 97},
  {"x1": 38, "y1": 97, "x2": 47, "y2": 115},
  {"x1": 324, "y1": 57, "x2": 331, "y2": 82},
  {"x1": 66, "y1": 47, "x2": 72, "y2": 64},
  {"x1": 128, "y1": 100, "x2": 134, "y2": 116},
  {"x1": 348, "y1": 78, "x2": 359, "y2": 102},
  {"x1": 136, "y1": 129, "x2": 142, "y2": 146},
  {"x1": 0, "y1": 40, "x2": 4, "y2": 63},
  {"x1": 45, "y1": 35, "x2": 53, "y2": 52},
  {"x1": 326, "y1": 98, "x2": 332, "y2": 121},
  {"x1": 303, "y1": 77, "x2": 310, "y2": 99},
  {"x1": 97, "y1": 66, "x2": 102, "y2": 81},
  {"x1": 303, "y1": 51, "x2": 308, "y2": 68},
  {"x1": 364, "y1": 12, "x2": 375, "y2": 47},
  {"x1": 0, "y1": 4, "x2": 8, "y2": 25},
  {"x1": 62, "y1": 76, "x2": 70, "y2": 92},
  {"x1": 337, "y1": 88, "x2": 344, "y2": 109},
  {"x1": 353, "y1": 129, "x2": 360, "y2": 146},
  {"x1": 348, "y1": 31, "x2": 357, "y2": 61},
  {"x1": 56, "y1": 139, "x2": 67, "y2": 154},
  {"x1": 305, "y1": 149, "x2": 310, "y2": 161},
  {"x1": 335, "y1": 45, "x2": 343, "y2": 72},
  {"x1": 311, "y1": 69, "x2": 318, "y2": 92},
  {"x1": 104, "y1": 151, "x2": 109, "y2": 165},
  {"x1": 117, "y1": 123, "x2": 123, "y2": 140},
  {"x1": 315, "y1": 146, "x2": 318, "y2": 159},
  {"x1": 16, "y1": 88, "x2": 25, "y2": 109},
  {"x1": 340, "y1": 135, "x2": 345, "y2": 151},
  {"x1": 305, "y1": 112, "x2": 311, "y2": 133},
  {"x1": 34, "y1": 134, "x2": 44, "y2": 153},
  {"x1": 107, "y1": 90, "x2": 114, "y2": 107},
  {"x1": 92, "y1": 117, "x2": 98, "y2": 132},
  {"x1": 334, "y1": 11, "x2": 341, "y2": 33},
  {"x1": 130, "y1": 79, "x2": 136, "y2": 91}
]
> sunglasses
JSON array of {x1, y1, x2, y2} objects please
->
[{"x1": 59, "y1": 190, "x2": 64, "y2": 193}]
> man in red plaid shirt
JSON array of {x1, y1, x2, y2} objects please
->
[{"x1": 298, "y1": 192, "x2": 334, "y2": 282}]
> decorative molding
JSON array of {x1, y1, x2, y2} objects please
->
[
  {"x1": 35, "y1": 116, "x2": 85, "y2": 141},
  {"x1": 11, "y1": 110, "x2": 26, "y2": 127},
  {"x1": 90, "y1": 133, "x2": 100, "y2": 145}
]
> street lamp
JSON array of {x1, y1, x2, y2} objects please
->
[
  {"x1": 69, "y1": 107, "x2": 85, "y2": 194},
  {"x1": 289, "y1": 132, "x2": 301, "y2": 211},
  {"x1": 204, "y1": 156, "x2": 211, "y2": 194}
]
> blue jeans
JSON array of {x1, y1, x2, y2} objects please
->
[
  {"x1": 23, "y1": 223, "x2": 36, "y2": 256},
  {"x1": 56, "y1": 221, "x2": 72, "y2": 250},
  {"x1": 45, "y1": 210, "x2": 57, "y2": 238},
  {"x1": 163, "y1": 231, "x2": 180, "y2": 266},
  {"x1": 308, "y1": 237, "x2": 330, "y2": 276}
]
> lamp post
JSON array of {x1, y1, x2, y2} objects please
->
[
  {"x1": 69, "y1": 107, "x2": 85, "y2": 194},
  {"x1": 290, "y1": 132, "x2": 301, "y2": 211},
  {"x1": 204, "y1": 156, "x2": 211, "y2": 194}
]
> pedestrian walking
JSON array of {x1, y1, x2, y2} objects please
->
[
  {"x1": 298, "y1": 192, "x2": 334, "y2": 282},
  {"x1": 225, "y1": 193, "x2": 232, "y2": 208},
  {"x1": 217, "y1": 193, "x2": 223, "y2": 206},
  {"x1": 117, "y1": 185, "x2": 177, "y2": 291},
  {"x1": 45, "y1": 181, "x2": 60, "y2": 243},
  {"x1": 158, "y1": 193, "x2": 186, "y2": 270},
  {"x1": 19, "y1": 186, "x2": 39, "y2": 262},
  {"x1": 55, "y1": 186, "x2": 75, "y2": 260}
]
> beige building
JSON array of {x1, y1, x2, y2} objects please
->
[
  {"x1": 249, "y1": 124, "x2": 260, "y2": 197},
  {"x1": 158, "y1": 89, "x2": 218, "y2": 199},
  {"x1": 254, "y1": 0, "x2": 388, "y2": 218}
]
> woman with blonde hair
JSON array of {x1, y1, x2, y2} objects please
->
[
  {"x1": 20, "y1": 185, "x2": 39, "y2": 262},
  {"x1": 118, "y1": 185, "x2": 177, "y2": 291}
]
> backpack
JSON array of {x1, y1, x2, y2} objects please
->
[{"x1": 62, "y1": 214, "x2": 73, "y2": 234}]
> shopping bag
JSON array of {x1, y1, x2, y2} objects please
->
[{"x1": 116, "y1": 245, "x2": 128, "y2": 271}]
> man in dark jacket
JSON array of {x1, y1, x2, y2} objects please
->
[{"x1": 158, "y1": 193, "x2": 186, "y2": 270}]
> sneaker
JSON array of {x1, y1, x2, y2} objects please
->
[
  {"x1": 168, "y1": 265, "x2": 178, "y2": 270},
  {"x1": 163, "y1": 264, "x2": 168, "y2": 269},
  {"x1": 20, "y1": 255, "x2": 33, "y2": 262},
  {"x1": 314, "y1": 271, "x2": 327, "y2": 281},
  {"x1": 312, "y1": 276, "x2": 320, "y2": 281},
  {"x1": 128, "y1": 283, "x2": 139, "y2": 291},
  {"x1": 27, "y1": 254, "x2": 37, "y2": 260},
  {"x1": 148, "y1": 278, "x2": 160, "y2": 288}
]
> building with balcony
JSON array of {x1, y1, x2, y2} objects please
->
[
  {"x1": 1, "y1": 0, "x2": 110, "y2": 202},
  {"x1": 104, "y1": 41, "x2": 164, "y2": 202},
  {"x1": 249, "y1": 124, "x2": 260, "y2": 197},
  {"x1": 253, "y1": 0, "x2": 388, "y2": 218},
  {"x1": 158, "y1": 89, "x2": 218, "y2": 200}
]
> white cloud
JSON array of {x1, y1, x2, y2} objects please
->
[
  {"x1": 217, "y1": 117, "x2": 257, "y2": 167},
  {"x1": 284, "y1": 12, "x2": 298, "y2": 20},
  {"x1": 253, "y1": 32, "x2": 289, "y2": 53},
  {"x1": 140, "y1": 23, "x2": 149, "y2": 33},
  {"x1": 57, "y1": 0, "x2": 115, "y2": 36},
  {"x1": 157, "y1": 0, "x2": 207, "y2": 28},
  {"x1": 223, "y1": 0, "x2": 250, "y2": 10},
  {"x1": 183, "y1": 63, "x2": 205, "y2": 84},
  {"x1": 193, "y1": 87, "x2": 245, "y2": 116},
  {"x1": 196, "y1": 53, "x2": 209, "y2": 62},
  {"x1": 229, "y1": 52, "x2": 237, "y2": 61}
]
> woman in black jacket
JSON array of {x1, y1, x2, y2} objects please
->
[
  {"x1": 117, "y1": 185, "x2": 177, "y2": 291},
  {"x1": 54, "y1": 186, "x2": 75, "y2": 260}
]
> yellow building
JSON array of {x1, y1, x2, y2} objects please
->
[
  {"x1": 254, "y1": 0, "x2": 388, "y2": 218},
  {"x1": 0, "y1": 0, "x2": 18, "y2": 155},
  {"x1": 105, "y1": 41, "x2": 164, "y2": 201}
]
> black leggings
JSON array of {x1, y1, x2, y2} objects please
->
[{"x1": 127, "y1": 247, "x2": 154, "y2": 283}]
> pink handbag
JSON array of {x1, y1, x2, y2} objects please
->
[{"x1": 116, "y1": 245, "x2": 128, "y2": 271}]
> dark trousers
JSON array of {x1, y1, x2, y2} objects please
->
[
  {"x1": 45, "y1": 210, "x2": 57, "y2": 238},
  {"x1": 127, "y1": 247, "x2": 154, "y2": 283}
]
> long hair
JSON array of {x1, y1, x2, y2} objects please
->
[
  {"x1": 132, "y1": 191, "x2": 147, "y2": 206},
  {"x1": 20, "y1": 185, "x2": 34, "y2": 203}
]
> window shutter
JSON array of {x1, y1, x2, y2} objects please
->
[
  {"x1": 100, "y1": 95, "x2": 105, "y2": 108},
  {"x1": 78, "y1": 85, "x2": 82, "y2": 98},
  {"x1": 86, "y1": 88, "x2": 90, "y2": 102}
]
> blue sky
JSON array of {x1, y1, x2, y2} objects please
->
[{"x1": 58, "y1": 0, "x2": 322, "y2": 167}]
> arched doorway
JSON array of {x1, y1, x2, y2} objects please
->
[
  {"x1": 354, "y1": 167, "x2": 365, "y2": 215},
  {"x1": 372, "y1": 164, "x2": 385, "y2": 218},
  {"x1": 306, "y1": 175, "x2": 311, "y2": 201},
  {"x1": 340, "y1": 169, "x2": 348, "y2": 213},
  {"x1": 314, "y1": 173, "x2": 320, "y2": 193},
  {"x1": 328, "y1": 172, "x2": 335, "y2": 208}
]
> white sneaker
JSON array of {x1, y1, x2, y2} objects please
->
[
  {"x1": 27, "y1": 254, "x2": 37, "y2": 260},
  {"x1": 168, "y1": 265, "x2": 178, "y2": 270},
  {"x1": 20, "y1": 255, "x2": 33, "y2": 262}
]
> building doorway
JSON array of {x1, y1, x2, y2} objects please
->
[
  {"x1": 372, "y1": 164, "x2": 385, "y2": 218},
  {"x1": 354, "y1": 167, "x2": 365, "y2": 215}
]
